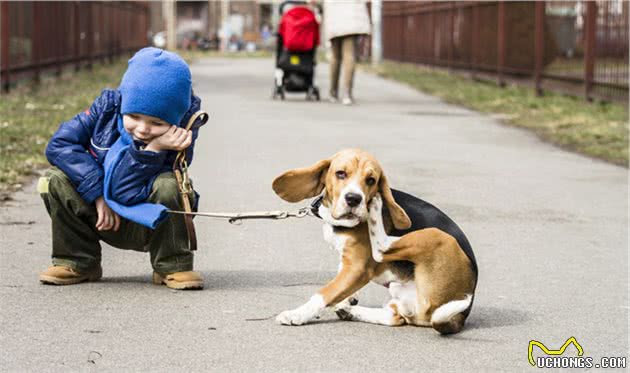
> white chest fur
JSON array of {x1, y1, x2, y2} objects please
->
[{"x1": 322, "y1": 223, "x2": 347, "y2": 255}]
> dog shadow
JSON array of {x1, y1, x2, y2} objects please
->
[{"x1": 464, "y1": 305, "x2": 532, "y2": 331}]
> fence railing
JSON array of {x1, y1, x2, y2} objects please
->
[
  {"x1": 1, "y1": 1, "x2": 149, "y2": 93},
  {"x1": 381, "y1": 1, "x2": 628, "y2": 102}
]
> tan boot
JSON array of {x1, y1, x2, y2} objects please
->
[
  {"x1": 39, "y1": 265, "x2": 102, "y2": 285},
  {"x1": 152, "y1": 271, "x2": 204, "y2": 290}
]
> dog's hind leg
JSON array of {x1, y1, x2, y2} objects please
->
[
  {"x1": 336, "y1": 281, "x2": 421, "y2": 327},
  {"x1": 367, "y1": 193, "x2": 398, "y2": 262},
  {"x1": 335, "y1": 303, "x2": 406, "y2": 326}
]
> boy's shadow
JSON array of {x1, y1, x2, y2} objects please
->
[
  {"x1": 201, "y1": 269, "x2": 336, "y2": 290},
  {"x1": 99, "y1": 269, "x2": 336, "y2": 290}
]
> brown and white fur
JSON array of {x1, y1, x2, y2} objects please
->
[{"x1": 272, "y1": 149, "x2": 476, "y2": 334}]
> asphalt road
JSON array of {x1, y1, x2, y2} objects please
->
[{"x1": 1, "y1": 57, "x2": 628, "y2": 372}]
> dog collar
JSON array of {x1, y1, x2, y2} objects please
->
[{"x1": 310, "y1": 195, "x2": 324, "y2": 219}]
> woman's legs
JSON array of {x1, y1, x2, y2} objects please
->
[
  {"x1": 340, "y1": 35, "x2": 357, "y2": 103},
  {"x1": 329, "y1": 37, "x2": 343, "y2": 100}
]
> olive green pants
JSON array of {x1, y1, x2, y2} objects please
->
[{"x1": 39, "y1": 167, "x2": 195, "y2": 274}]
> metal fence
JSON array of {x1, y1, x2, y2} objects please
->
[
  {"x1": 382, "y1": 1, "x2": 628, "y2": 102},
  {"x1": 1, "y1": 1, "x2": 149, "y2": 93}
]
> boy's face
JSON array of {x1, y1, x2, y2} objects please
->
[{"x1": 123, "y1": 113, "x2": 171, "y2": 143}]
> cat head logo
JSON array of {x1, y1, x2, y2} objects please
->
[{"x1": 528, "y1": 337, "x2": 584, "y2": 366}]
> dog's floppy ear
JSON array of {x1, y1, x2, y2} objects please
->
[
  {"x1": 379, "y1": 174, "x2": 411, "y2": 230},
  {"x1": 272, "y1": 159, "x2": 331, "y2": 202}
]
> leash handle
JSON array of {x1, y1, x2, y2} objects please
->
[
  {"x1": 172, "y1": 110, "x2": 209, "y2": 251},
  {"x1": 174, "y1": 111, "x2": 209, "y2": 168}
]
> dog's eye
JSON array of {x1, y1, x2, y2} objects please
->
[
  {"x1": 366, "y1": 177, "x2": 376, "y2": 186},
  {"x1": 335, "y1": 170, "x2": 347, "y2": 179}
]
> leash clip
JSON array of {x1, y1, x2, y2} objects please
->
[
  {"x1": 179, "y1": 160, "x2": 192, "y2": 193},
  {"x1": 290, "y1": 206, "x2": 311, "y2": 218}
]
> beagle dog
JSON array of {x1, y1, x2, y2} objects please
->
[{"x1": 272, "y1": 149, "x2": 478, "y2": 334}]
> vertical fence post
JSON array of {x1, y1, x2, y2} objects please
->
[
  {"x1": 448, "y1": 2, "x2": 454, "y2": 70},
  {"x1": 110, "y1": 3, "x2": 115, "y2": 63},
  {"x1": 74, "y1": 1, "x2": 80, "y2": 71},
  {"x1": 429, "y1": 4, "x2": 435, "y2": 64},
  {"x1": 86, "y1": 2, "x2": 92, "y2": 69},
  {"x1": 534, "y1": 1, "x2": 544, "y2": 96},
  {"x1": 32, "y1": 1, "x2": 40, "y2": 83},
  {"x1": 55, "y1": 3, "x2": 62, "y2": 77},
  {"x1": 472, "y1": 2, "x2": 479, "y2": 79},
  {"x1": 497, "y1": 1, "x2": 505, "y2": 87},
  {"x1": 1, "y1": 1, "x2": 10, "y2": 92},
  {"x1": 371, "y1": 0, "x2": 382, "y2": 65},
  {"x1": 401, "y1": 7, "x2": 407, "y2": 62},
  {"x1": 584, "y1": 1, "x2": 597, "y2": 101}
]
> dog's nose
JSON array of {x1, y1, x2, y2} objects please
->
[{"x1": 345, "y1": 193, "x2": 362, "y2": 207}]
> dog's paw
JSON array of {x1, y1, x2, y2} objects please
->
[
  {"x1": 368, "y1": 193, "x2": 383, "y2": 218},
  {"x1": 334, "y1": 303, "x2": 354, "y2": 321},
  {"x1": 335, "y1": 308, "x2": 354, "y2": 321},
  {"x1": 275, "y1": 309, "x2": 310, "y2": 326}
]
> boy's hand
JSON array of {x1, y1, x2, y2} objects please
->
[
  {"x1": 95, "y1": 197, "x2": 120, "y2": 232},
  {"x1": 145, "y1": 126, "x2": 192, "y2": 153}
]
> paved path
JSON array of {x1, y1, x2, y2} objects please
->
[{"x1": 1, "y1": 57, "x2": 627, "y2": 372}]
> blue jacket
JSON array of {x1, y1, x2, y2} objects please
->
[{"x1": 45, "y1": 89, "x2": 203, "y2": 206}]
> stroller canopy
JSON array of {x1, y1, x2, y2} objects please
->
[{"x1": 279, "y1": 6, "x2": 320, "y2": 52}]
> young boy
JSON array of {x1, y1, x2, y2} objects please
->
[{"x1": 38, "y1": 47, "x2": 206, "y2": 290}]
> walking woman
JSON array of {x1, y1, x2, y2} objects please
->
[{"x1": 323, "y1": 0, "x2": 371, "y2": 105}]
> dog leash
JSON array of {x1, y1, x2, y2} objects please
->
[
  {"x1": 168, "y1": 194, "x2": 322, "y2": 224},
  {"x1": 172, "y1": 108, "x2": 319, "y2": 249},
  {"x1": 173, "y1": 110, "x2": 209, "y2": 252},
  {"x1": 167, "y1": 206, "x2": 313, "y2": 225}
]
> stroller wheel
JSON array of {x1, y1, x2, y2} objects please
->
[
  {"x1": 306, "y1": 86, "x2": 318, "y2": 101},
  {"x1": 272, "y1": 83, "x2": 284, "y2": 100}
]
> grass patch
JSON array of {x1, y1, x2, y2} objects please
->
[
  {"x1": 0, "y1": 60, "x2": 129, "y2": 194},
  {"x1": 0, "y1": 49, "x2": 272, "y2": 195},
  {"x1": 366, "y1": 61, "x2": 628, "y2": 167},
  {"x1": 178, "y1": 49, "x2": 273, "y2": 62}
]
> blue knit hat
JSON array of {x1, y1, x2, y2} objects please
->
[{"x1": 119, "y1": 47, "x2": 191, "y2": 125}]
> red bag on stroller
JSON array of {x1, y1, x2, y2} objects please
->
[{"x1": 278, "y1": 6, "x2": 319, "y2": 52}]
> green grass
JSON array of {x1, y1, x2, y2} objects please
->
[
  {"x1": 0, "y1": 49, "x2": 273, "y2": 196},
  {"x1": 177, "y1": 49, "x2": 273, "y2": 62},
  {"x1": 366, "y1": 61, "x2": 629, "y2": 167},
  {"x1": 0, "y1": 60, "x2": 129, "y2": 195}
]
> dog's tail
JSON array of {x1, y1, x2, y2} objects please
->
[{"x1": 430, "y1": 294, "x2": 473, "y2": 335}]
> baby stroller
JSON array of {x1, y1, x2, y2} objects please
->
[{"x1": 273, "y1": 0, "x2": 321, "y2": 101}]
